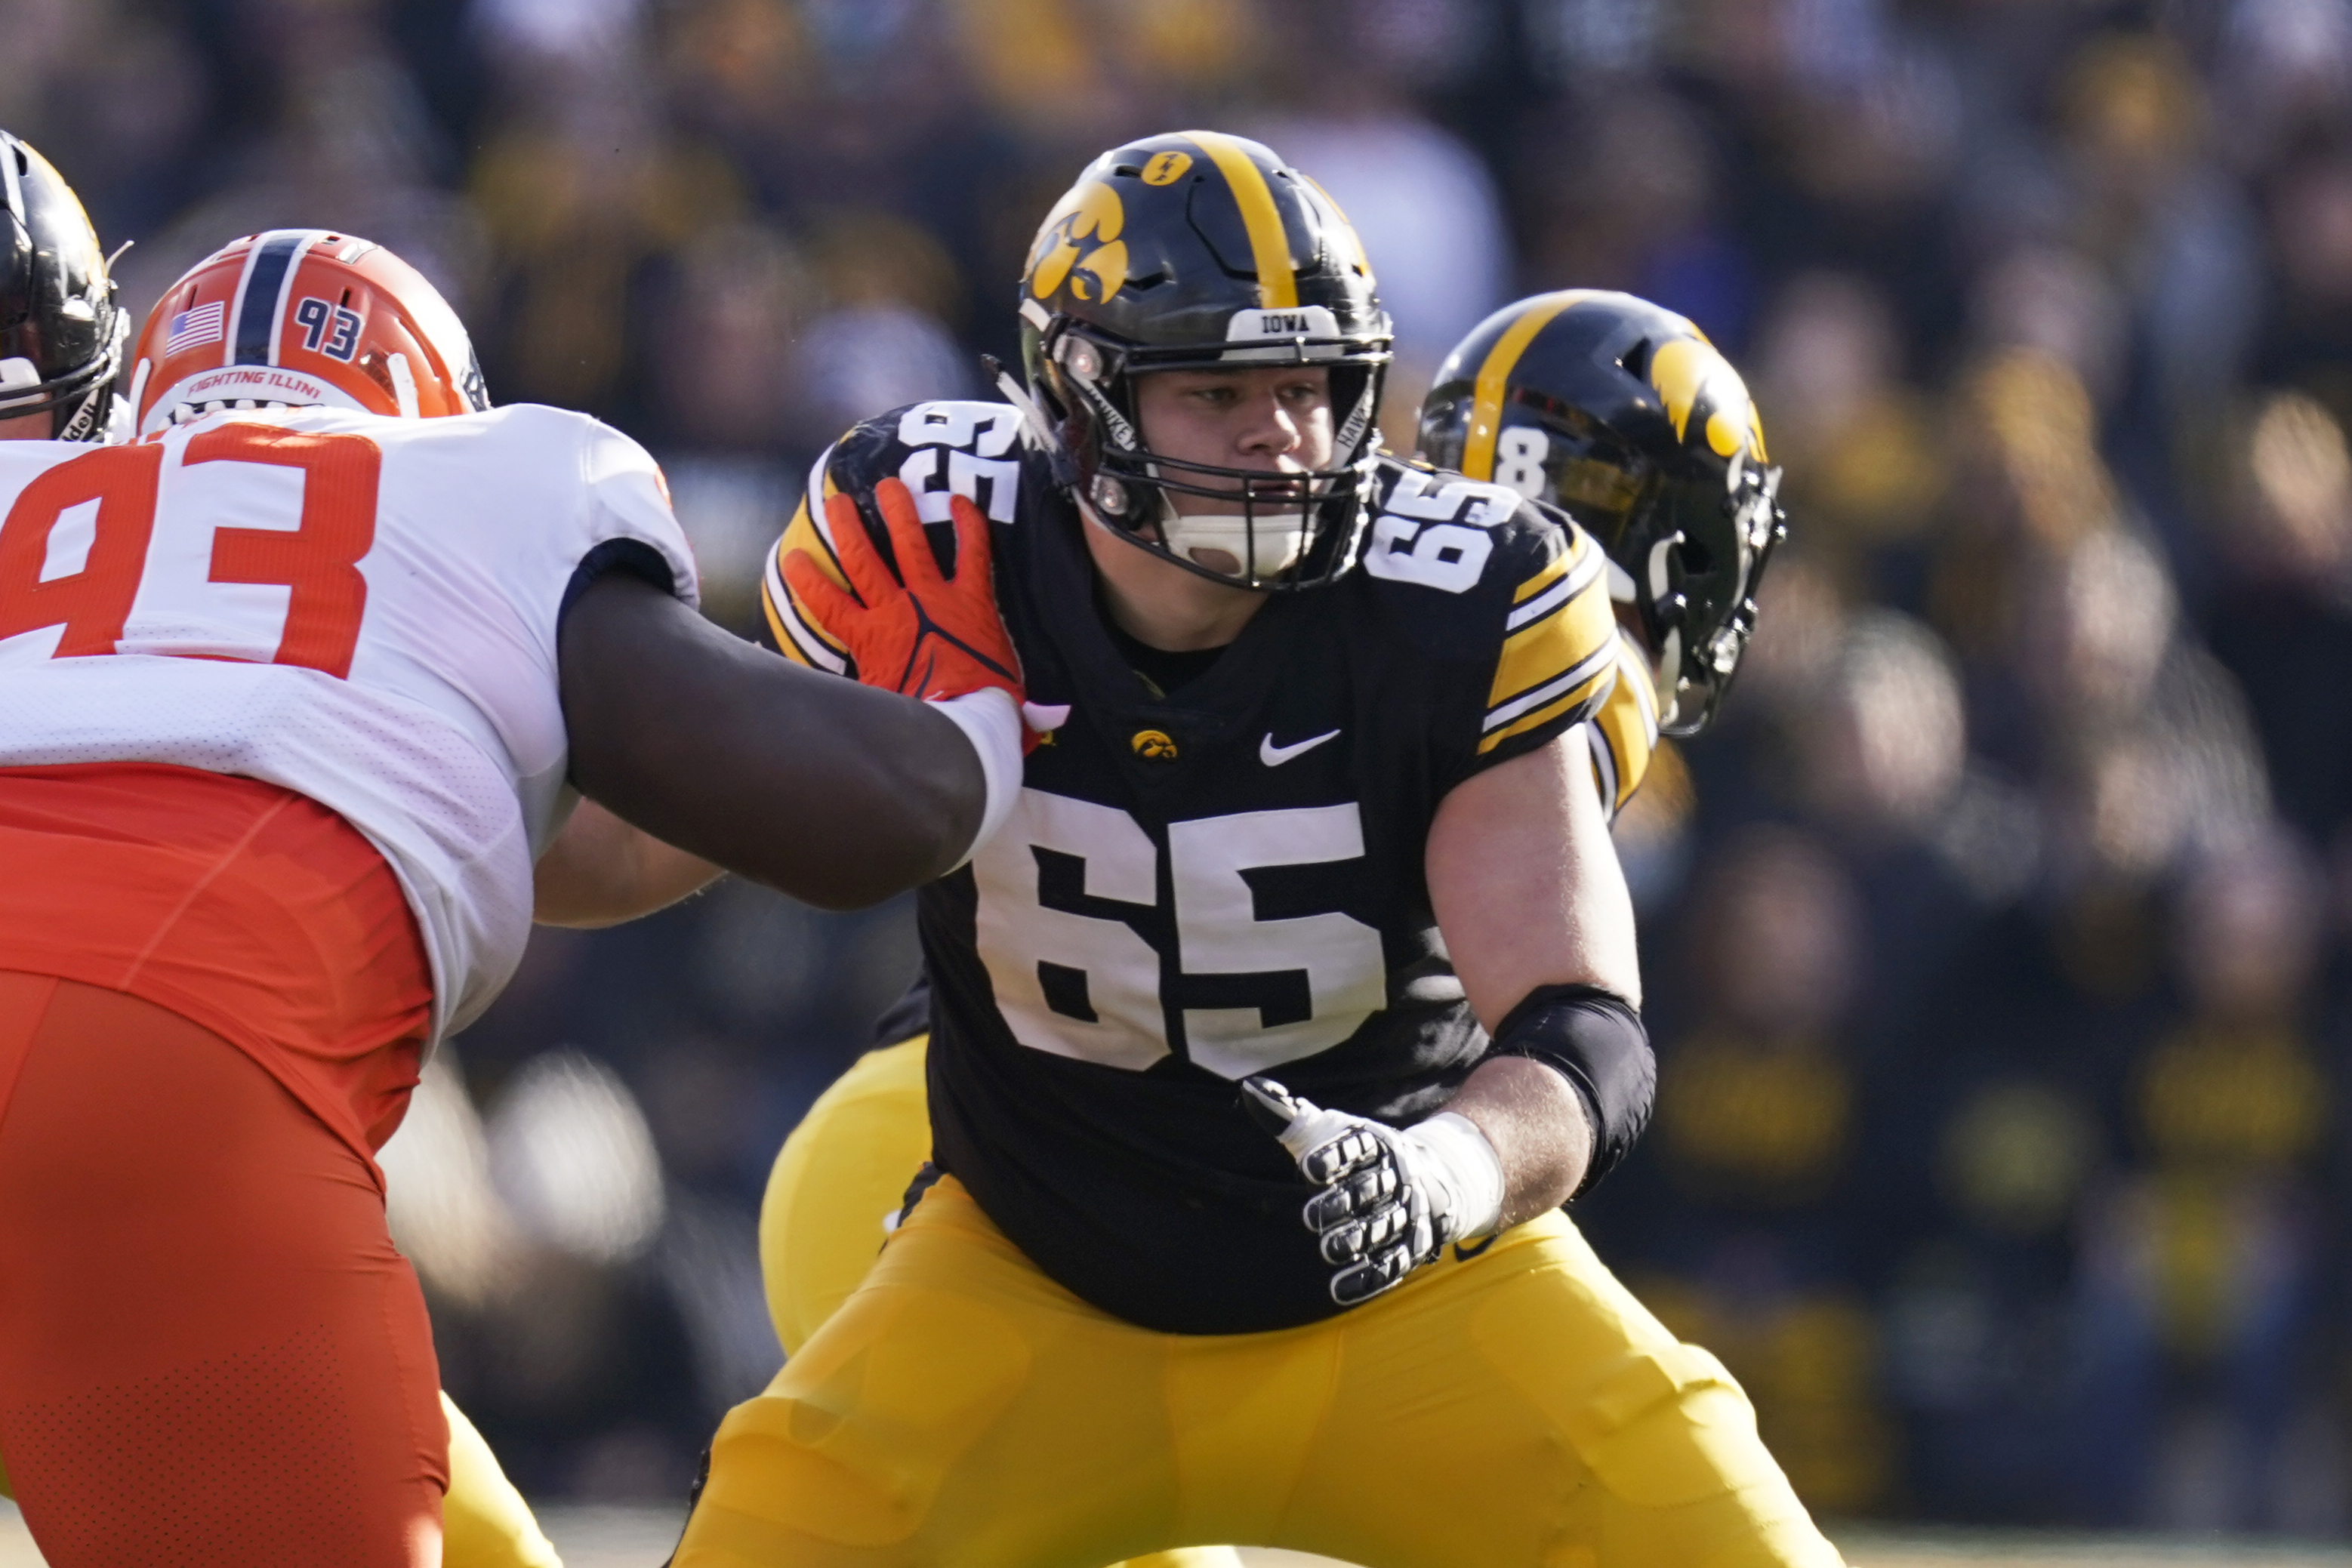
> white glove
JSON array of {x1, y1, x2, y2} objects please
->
[{"x1": 1241, "y1": 1077, "x2": 1506, "y2": 1307}]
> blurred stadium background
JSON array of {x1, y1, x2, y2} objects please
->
[{"x1": 11, "y1": 0, "x2": 2352, "y2": 1552}]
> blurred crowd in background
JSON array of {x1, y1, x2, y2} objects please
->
[{"x1": 11, "y1": 0, "x2": 2352, "y2": 1537}]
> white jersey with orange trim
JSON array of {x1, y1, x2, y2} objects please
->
[{"x1": 0, "y1": 403, "x2": 696, "y2": 1043}]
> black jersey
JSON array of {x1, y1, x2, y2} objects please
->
[{"x1": 762, "y1": 399, "x2": 1621, "y2": 1332}]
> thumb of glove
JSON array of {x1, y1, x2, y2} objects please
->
[
  {"x1": 1242, "y1": 1077, "x2": 1374, "y2": 1171},
  {"x1": 1241, "y1": 1077, "x2": 1302, "y2": 1138}
]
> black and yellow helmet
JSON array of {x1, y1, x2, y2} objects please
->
[
  {"x1": 1420, "y1": 291, "x2": 1786, "y2": 735},
  {"x1": 1012, "y1": 131, "x2": 1392, "y2": 592},
  {"x1": 1, "y1": 131, "x2": 125, "y2": 442}
]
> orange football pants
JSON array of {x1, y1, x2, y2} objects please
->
[{"x1": 0, "y1": 763, "x2": 445, "y2": 1568}]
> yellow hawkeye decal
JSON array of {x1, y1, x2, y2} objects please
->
[
  {"x1": 1648, "y1": 336, "x2": 1767, "y2": 462},
  {"x1": 1029, "y1": 181, "x2": 1127, "y2": 304}
]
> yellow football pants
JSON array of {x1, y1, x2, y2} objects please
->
[
  {"x1": 444, "y1": 1394, "x2": 563, "y2": 1568},
  {"x1": 760, "y1": 1037, "x2": 936, "y2": 1357},
  {"x1": 0, "y1": 1391, "x2": 559, "y2": 1568},
  {"x1": 694, "y1": 1141, "x2": 1840, "y2": 1564},
  {"x1": 757, "y1": 1037, "x2": 1239, "y2": 1568}
]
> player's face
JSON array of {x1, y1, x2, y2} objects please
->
[
  {"x1": 1132, "y1": 365, "x2": 1335, "y2": 516},
  {"x1": 0, "y1": 410, "x2": 54, "y2": 439}
]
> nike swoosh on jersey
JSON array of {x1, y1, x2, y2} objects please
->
[{"x1": 1259, "y1": 729, "x2": 1341, "y2": 766}]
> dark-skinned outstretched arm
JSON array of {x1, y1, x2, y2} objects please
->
[{"x1": 558, "y1": 571, "x2": 986, "y2": 910}]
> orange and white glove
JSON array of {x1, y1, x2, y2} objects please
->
[
  {"x1": 783, "y1": 476, "x2": 1032, "y2": 860},
  {"x1": 785, "y1": 476, "x2": 1023, "y2": 706}
]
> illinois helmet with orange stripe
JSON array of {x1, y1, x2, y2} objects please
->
[
  {"x1": 129, "y1": 229, "x2": 489, "y2": 438},
  {"x1": 1010, "y1": 131, "x2": 1392, "y2": 592},
  {"x1": 1, "y1": 130, "x2": 127, "y2": 442},
  {"x1": 1419, "y1": 291, "x2": 1786, "y2": 735}
]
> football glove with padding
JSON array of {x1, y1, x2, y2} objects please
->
[{"x1": 1241, "y1": 1077, "x2": 1503, "y2": 1307}]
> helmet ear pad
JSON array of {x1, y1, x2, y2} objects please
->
[{"x1": 1027, "y1": 319, "x2": 1150, "y2": 532}]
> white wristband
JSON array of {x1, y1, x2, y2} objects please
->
[
  {"x1": 926, "y1": 686, "x2": 1023, "y2": 867},
  {"x1": 1414, "y1": 1111, "x2": 1506, "y2": 1241}
]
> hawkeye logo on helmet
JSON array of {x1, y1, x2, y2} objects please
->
[
  {"x1": 1222, "y1": 306, "x2": 1342, "y2": 362},
  {"x1": 1028, "y1": 181, "x2": 1127, "y2": 305},
  {"x1": 1648, "y1": 337, "x2": 1767, "y2": 463}
]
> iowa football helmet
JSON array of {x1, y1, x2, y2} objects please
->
[
  {"x1": 1, "y1": 131, "x2": 127, "y2": 442},
  {"x1": 131, "y1": 230, "x2": 489, "y2": 437},
  {"x1": 1013, "y1": 131, "x2": 1392, "y2": 591},
  {"x1": 1420, "y1": 291, "x2": 1786, "y2": 735}
]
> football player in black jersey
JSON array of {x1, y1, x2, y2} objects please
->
[{"x1": 682, "y1": 133, "x2": 1833, "y2": 1567}]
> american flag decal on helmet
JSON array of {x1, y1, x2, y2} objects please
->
[{"x1": 163, "y1": 301, "x2": 225, "y2": 356}]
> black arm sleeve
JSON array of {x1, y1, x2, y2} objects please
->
[{"x1": 1490, "y1": 982, "x2": 1654, "y2": 1198}]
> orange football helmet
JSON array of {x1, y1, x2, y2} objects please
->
[{"x1": 130, "y1": 229, "x2": 488, "y2": 437}]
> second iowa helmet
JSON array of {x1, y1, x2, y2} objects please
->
[
  {"x1": 1, "y1": 131, "x2": 127, "y2": 442},
  {"x1": 1420, "y1": 291, "x2": 1786, "y2": 735},
  {"x1": 1013, "y1": 131, "x2": 1392, "y2": 592}
]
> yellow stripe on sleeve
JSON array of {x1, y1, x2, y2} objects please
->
[
  {"x1": 1588, "y1": 638, "x2": 1661, "y2": 812},
  {"x1": 1512, "y1": 542, "x2": 1572, "y2": 605},
  {"x1": 1183, "y1": 131, "x2": 1297, "y2": 310},
  {"x1": 1479, "y1": 662, "x2": 1616, "y2": 755},
  {"x1": 1479, "y1": 544, "x2": 1620, "y2": 755},
  {"x1": 1488, "y1": 558, "x2": 1617, "y2": 713},
  {"x1": 1462, "y1": 291, "x2": 1583, "y2": 485},
  {"x1": 760, "y1": 496, "x2": 850, "y2": 673}
]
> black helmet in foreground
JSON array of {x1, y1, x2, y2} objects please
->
[
  {"x1": 1, "y1": 131, "x2": 125, "y2": 442},
  {"x1": 1420, "y1": 291, "x2": 1786, "y2": 736},
  {"x1": 1007, "y1": 130, "x2": 1392, "y2": 592}
]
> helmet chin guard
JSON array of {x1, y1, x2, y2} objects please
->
[{"x1": 1159, "y1": 508, "x2": 1312, "y2": 581}]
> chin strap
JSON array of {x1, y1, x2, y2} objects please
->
[{"x1": 981, "y1": 355, "x2": 1075, "y2": 489}]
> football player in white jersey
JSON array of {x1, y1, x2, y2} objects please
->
[
  {"x1": 0, "y1": 226, "x2": 1030, "y2": 1568},
  {"x1": 0, "y1": 131, "x2": 590, "y2": 1568}
]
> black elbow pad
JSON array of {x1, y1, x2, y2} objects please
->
[{"x1": 1490, "y1": 983, "x2": 1654, "y2": 1197}]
